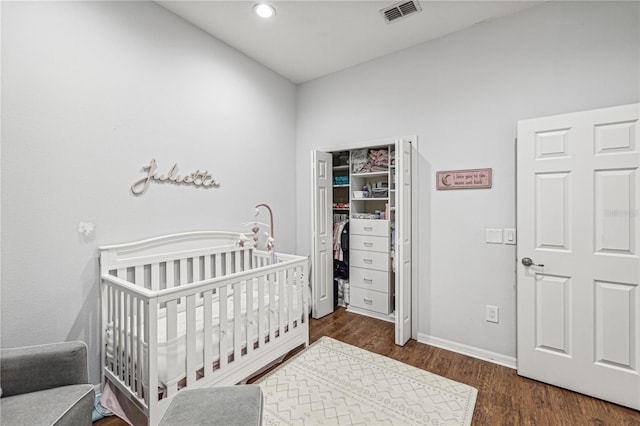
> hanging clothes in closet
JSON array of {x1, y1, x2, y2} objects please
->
[{"x1": 333, "y1": 214, "x2": 349, "y2": 279}]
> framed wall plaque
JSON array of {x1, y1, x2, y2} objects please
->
[{"x1": 436, "y1": 168, "x2": 492, "y2": 190}]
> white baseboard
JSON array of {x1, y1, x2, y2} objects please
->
[
  {"x1": 417, "y1": 333, "x2": 517, "y2": 369},
  {"x1": 346, "y1": 305, "x2": 394, "y2": 323}
]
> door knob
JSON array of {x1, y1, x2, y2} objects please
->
[{"x1": 522, "y1": 257, "x2": 544, "y2": 267}]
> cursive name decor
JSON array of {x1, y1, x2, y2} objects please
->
[{"x1": 131, "y1": 159, "x2": 220, "y2": 195}]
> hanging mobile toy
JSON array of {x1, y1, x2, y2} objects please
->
[
  {"x1": 252, "y1": 226, "x2": 260, "y2": 248},
  {"x1": 239, "y1": 203, "x2": 276, "y2": 261}
]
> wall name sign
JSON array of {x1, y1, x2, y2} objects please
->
[
  {"x1": 131, "y1": 159, "x2": 220, "y2": 195},
  {"x1": 436, "y1": 168, "x2": 492, "y2": 190}
]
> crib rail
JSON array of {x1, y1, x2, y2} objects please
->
[{"x1": 100, "y1": 239, "x2": 308, "y2": 422}]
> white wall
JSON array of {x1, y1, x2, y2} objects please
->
[
  {"x1": 296, "y1": 1, "x2": 640, "y2": 361},
  {"x1": 1, "y1": 1, "x2": 297, "y2": 383}
]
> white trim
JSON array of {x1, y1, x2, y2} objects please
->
[
  {"x1": 417, "y1": 333, "x2": 517, "y2": 369},
  {"x1": 315, "y1": 135, "x2": 415, "y2": 153},
  {"x1": 94, "y1": 383, "x2": 103, "y2": 394},
  {"x1": 346, "y1": 305, "x2": 394, "y2": 323},
  {"x1": 410, "y1": 137, "x2": 418, "y2": 341}
]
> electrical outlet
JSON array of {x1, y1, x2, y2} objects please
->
[{"x1": 486, "y1": 305, "x2": 499, "y2": 323}]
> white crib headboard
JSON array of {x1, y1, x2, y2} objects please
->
[{"x1": 99, "y1": 231, "x2": 244, "y2": 273}]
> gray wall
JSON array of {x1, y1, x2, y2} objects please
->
[
  {"x1": 295, "y1": 1, "x2": 640, "y2": 360},
  {"x1": 1, "y1": 1, "x2": 297, "y2": 383}
]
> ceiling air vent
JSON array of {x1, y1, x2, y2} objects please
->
[{"x1": 380, "y1": 1, "x2": 422, "y2": 24}]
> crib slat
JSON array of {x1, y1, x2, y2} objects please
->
[
  {"x1": 204, "y1": 255, "x2": 212, "y2": 279},
  {"x1": 258, "y1": 276, "x2": 266, "y2": 348},
  {"x1": 127, "y1": 271, "x2": 139, "y2": 388},
  {"x1": 151, "y1": 263, "x2": 160, "y2": 291},
  {"x1": 137, "y1": 298, "x2": 144, "y2": 398},
  {"x1": 225, "y1": 253, "x2": 232, "y2": 277},
  {"x1": 233, "y1": 282, "x2": 242, "y2": 361},
  {"x1": 196, "y1": 257, "x2": 204, "y2": 305},
  {"x1": 303, "y1": 261, "x2": 310, "y2": 339},
  {"x1": 134, "y1": 265, "x2": 143, "y2": 288},
  {"x1": 246, "y1": 278, "x2": 254, "y2": 356},
  {"x1": 123, "y1": 292, "x2": 130, "y2": 387},
  {"x1": 235, "y1": 250, "x2": 241, "y2": 274},
  {"x1": 166, "y1": 261, "x2": 175, "y2": 289},
  {"x1": 287, "y1": 267, "x2": 294, "y2": 332},
  {"x1": 129, "y1": 294, "x2": 137, "y2": 389},
  {"x1": 219, "y1": 286, "x2": 228, "y2": 369},
  {"x1": 268, "y1": 274, "x2": 276, "y2": 344},
  {"x1": 146, "y1": 297, "x2": 159, "y2": 424},
  {"x1": 203, "y1": 290, "x2": 213, "y2": 377},
  {"x1": 243, "y1": 249, "x2": 251, "y2": 272},
  {"x1": 180, "y1": 258, "x2": 188, "y2": 286},
  {"x1": 215, "y1": 254, "x2": 222, "y2": 279},
  {"x1": 166, "y1": 262, "x2": 177, "y2": 343},
  {"x1": 115, "y1": 287, "x2": 122, "y2": 378},
  {"x1": 278, "y1": 269, "x2": 286, "y2": 337},
  {"x1": 107, "y1": 285, "x2": 115, "y2": 372},
  {"x1": 196, "y1": 256, "x2": 204, "y2": 281},
  {"x1": 185, "y1": 294, "x2": 196, "y2": 386}
]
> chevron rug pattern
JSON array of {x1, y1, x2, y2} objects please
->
[{"x1": 255, "y1": 337, "x2": 477, "y2": 425}]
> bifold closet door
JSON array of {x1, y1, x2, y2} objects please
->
[
  {"x1": 311, "y1": 150, "x2": 334, "y2": 319},
  {"x1": 395, "y1": 138, "x2": 412, "y2": 346}
]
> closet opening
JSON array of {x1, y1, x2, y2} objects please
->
[{"x1": 311, "y1": 136, "x2": 415, "y2": 346}]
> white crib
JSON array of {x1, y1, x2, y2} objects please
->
[{"x1": 99, "y1": 231, "x2": 309, "y2": 425}]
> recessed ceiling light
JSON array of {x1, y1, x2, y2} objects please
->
[{"x1": 254, "y1": 3, "x2": 276, "y2": 19}]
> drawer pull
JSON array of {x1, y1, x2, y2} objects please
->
[
  {"x1": 363, "y1": 278, "x2": 373, "y2": 284},
  {"x1": 363, "y1": 298, "x2": 373, "y2": 305},
  {"x1": 363, "y1": 226, "x2": 373, "y2": 231},
  {"x1": 363, "y1": 259, "x2": 373, "y2": 264},
  {"x1": 363, "y1": 242, "x2": 373, "y2": 247}
]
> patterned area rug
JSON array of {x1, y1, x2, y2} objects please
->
[{"x1": 255, "y1": 336, "x2": 477, "y2": 425}]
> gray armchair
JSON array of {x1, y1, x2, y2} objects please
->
[{"x1": 1, "y1": 341, "x2": 95, "y2": 426}]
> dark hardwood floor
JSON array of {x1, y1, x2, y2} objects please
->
[{"x1": 96, "y1": 308, "x2": 640, "y2": 425}]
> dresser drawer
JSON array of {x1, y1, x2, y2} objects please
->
[
  {"x1": 349, "y1": 286, "x2": 391, "y2": 315},
  {"x1": 350, "y1": 235, "x2": 389, "y2": 253},
  {"x1": 350, "y1": 250, "x2": 389, "y2": 272},
  {"x1": 350, "y1": 219, "x2": 388, "y2": 237},
  {"x1": 349, "y1": 267, "x2": 389, "y2": 293}
]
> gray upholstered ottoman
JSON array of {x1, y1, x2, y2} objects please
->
[{"x1": 158, "y1": 385, "x2": 263, "y2": 426}]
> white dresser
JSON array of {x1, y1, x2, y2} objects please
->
[{"x1": 349, "y1": 218, "x2": 391, "y2": 315}]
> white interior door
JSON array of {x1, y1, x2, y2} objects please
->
[
  {"x1": 516, "y1": 103, "x2": 640, "y2": 409},
  {"x1": 311, "y1": 150, "x2": 334, "y2": 319},
  {"x1": 395, "y1": 138, "x2": 412, "y2": 345}
]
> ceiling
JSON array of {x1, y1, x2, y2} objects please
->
[{"x1": 158, "y1": 1, "x2": 541, "y2": 84}]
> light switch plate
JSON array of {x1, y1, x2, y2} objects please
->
[
  {"x1": 486, "y1": 228, "x2": 503, "y2": 244},
  {"x1": 503, "y1": 228, "x2": 516, "y2": 245}
]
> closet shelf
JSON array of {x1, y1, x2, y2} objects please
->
[
  {"x1": 351, "y1": 171, "x2": 389, "y2": 178},
  {"x1": 352, "y1": 197, "x2": 389, "y2": 201},
  {"x1": 333, "y1": 184, "x2": 350, "y2": 188},
  {"x1": 333, "y1": 165, "x2": 350, "y2": 170}
]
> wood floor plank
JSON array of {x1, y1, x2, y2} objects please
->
[{"x1": 95, "y1": 308, "x2": 640, "y2": 425}]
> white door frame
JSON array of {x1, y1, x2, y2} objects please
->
[{"x1": 310, "y1": 136, "x2": 419, "y2": 341}]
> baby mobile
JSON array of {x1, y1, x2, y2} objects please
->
[{"x1": 238, "y1": 203, "x2": 276, "y2": 262}]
